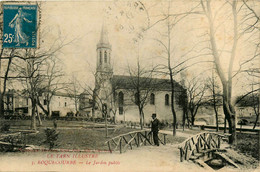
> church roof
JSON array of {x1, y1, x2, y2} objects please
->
[{"x1": 112, "y1": 75, "x2": 184, "y2": 92}]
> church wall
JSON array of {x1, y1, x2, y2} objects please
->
[{"x1": 114, "y1": 90, "x2": 184, "y2": 124}]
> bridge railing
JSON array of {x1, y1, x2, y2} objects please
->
[
  {"x1": 178, "y1": 132, "x2": 230, "y2": 162},
  {"x1": 105, "y1": 130, "x2": 167, "y2": 153}
]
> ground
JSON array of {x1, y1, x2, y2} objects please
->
[
  {"x1": 0, "y1": 145, "x2": 203, "y2": 172},
  {"x1": 0, "y1": 119, "x2": 259, "y2": 171}
]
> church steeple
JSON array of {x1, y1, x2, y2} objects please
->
[
  {"x1": 94, "y1": 24, "x2": 113, "y2": 119},
  {"x1": 97, "y1": 23, "x2": 111, "y2": 49},
  {"x1": 96, "y1": 23, "x2": 112, "y2": 72},
  {"x1": 99, "y1": 23, "x2": 109, "y2": 45}
]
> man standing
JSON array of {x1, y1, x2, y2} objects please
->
[{"x1": 151, "y1": 113, "x2": 160, "y2": 146}]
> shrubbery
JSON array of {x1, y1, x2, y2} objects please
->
[
  {"x1": 1, "y1": 124, "x2": 10, "y2": 132},
  {"x1": 0, "y1": 134, "x2": 23, "y2": 152},
  {"x1": 43, "y1": 128, "x2": 59, "y2": 150},
  {"x1": 236, "y1": 133, "x2": 259, "y2": 160}
]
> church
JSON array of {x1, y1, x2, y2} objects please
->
[{"x1": 90, "y1": 25, "x2": 186, "y2": 125}]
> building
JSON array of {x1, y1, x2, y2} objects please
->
[
  {"x1": 79, "y1": 92, "x2": 92, "y2": 117},
  {"x1": 3, "y1": 90, "x2": 80, "y2": 117},
  {"x1": 93, "y1": 25, "x2": 186, "y2": 124},
  {"x1": 3, "y1": 89, "x2": 29, "y2": 116},
  {"x1": 45, "y1": 92, "x2": 80, "y2": 117}
]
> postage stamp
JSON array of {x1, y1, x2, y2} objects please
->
[{"x1": 3, "y1": 4, "x2": 37, "y2": 48}]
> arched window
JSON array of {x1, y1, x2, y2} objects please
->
[
  {"x1": 118, "y1": 91, "x2": 124, "y2": 115},
  {"x1": 104, "y1": 51, "x2": 107, "y2": 63},
  {"x1": 150, "y1": 93, "x2": 155, "y2": 105},
  {"x1": 165, "y1": 94, "x2": 169, "y2": 106},
  {"x1": 100, "y1": 51, "x2": 102, "y2": 64}
]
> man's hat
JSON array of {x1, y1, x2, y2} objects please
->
[{"x1": 152, "y1": 113, "x2": 156, "y2": 117}]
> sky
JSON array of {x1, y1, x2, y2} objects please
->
[
  {"x1": 3, "y1": 0, "x2": 259, "y2": 97},
  {"x1": 40, "y1": 1, "x2": 203, "y2": 80}
]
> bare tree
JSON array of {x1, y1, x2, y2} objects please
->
[
  {"x1": 143, "y1": 2, "x2": 206, "y2": 136},
  {"x1": 186, "y1": 76, "x2": 207, "y2": 126},
  {"x1": 65, "y1": 74, "x2": 82, "y2": 114},
  {"x1": 200, "y1": 0, "x2": 259, "y2": 144},
  {"x1": 9, "y1": 34, "x2": 70, "y2": 130},
  {"x1": 0, "y1": 49, "x2": 15, "y2": 116},
  {"x1": 13, "y1": 50, "x2": 48, "y2": 129},
  {"x1": 36, "y1": 56, "x2": 66, "y2": 116},
  {"x1": 126, "y1": 60, "x2": 158, "y2": 130},
  {"x1": 249, "y1": 86, "x2": 259, "y2": 129},
  {"x1": 206, "y1": 70, "x2": 223, "y2": 131},
  {"x1": 106, "y1": 1, "x2": 204, "y2": 135},
  {"x1": 235, "y1": 79, "x2": 260, "y2": 130},
  {"x1": 83, "y1": 75, "x2": 118, "y2": 137}
]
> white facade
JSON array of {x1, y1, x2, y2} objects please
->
[
  {"x1": 114, "y1": 89, "x2": 184, "y2": 124},
  {"x1": 47, "y1": 94, "x2": 78, "y2": 117}
]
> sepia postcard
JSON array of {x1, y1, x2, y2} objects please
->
[{"x1": 0, "y1": 0, "x2": 259, "y2": 171}]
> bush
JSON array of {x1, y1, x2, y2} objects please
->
[
  {"x1": 1, "y1": 134, "x2": 23, "y2": 152},
  {"x1": 51, "y1": 111, "x2": 60, "y2": 119},
  {"x1": 236, "y1": 133, "x2": 259, "y2": 160},
  {"x1": 66, "y1": 112, "x2": 74, "y2": 117},
  {"x1": 1, "y1": 124, "x2": 10, "y2": 132},
  {"x1": 43, "y1": 128, "x2": 59, "y2": 150}
]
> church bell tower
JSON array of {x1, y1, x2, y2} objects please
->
[{"x1": 94, "y1": 24, "x2": 113, "y2": 118}]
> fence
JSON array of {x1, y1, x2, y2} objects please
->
[
  {"x1": 178, "y1": 132, "x2": 230, "y2": 162},
  {"x1": 105, "y1": 130, "x2": 167, "y2": 153}
]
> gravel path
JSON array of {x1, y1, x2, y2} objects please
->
[{"x1": 0, "y1": 144, "x2": 204, "y2": 172}]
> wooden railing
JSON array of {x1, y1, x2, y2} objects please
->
[
  {"x1": 178, "y1": 132, "x2": 230, "y2": 162},
  {"x1": 105, "y1": 130, "x2": 167, "y2": 153}
]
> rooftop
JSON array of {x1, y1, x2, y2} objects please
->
[{"x1": 112, "y1": 75, "x2": 184, "y2": 91}]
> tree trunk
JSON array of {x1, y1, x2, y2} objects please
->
[
  {"x1": 47, "y1": 103, "x2": 50, "y2": 116},
  {"x1": 0, "y1": 94, "x2": 3, "y2": 117},
  {"x1": 36, "y1": 105, "x2": 42, "y2": 126},
  {"x1": 212, "y1": 72, "x2": 219, "y2": 132},
  {"x1": 213, "y1": 92, "x2": 219, "y2": 132},
  {"x1": 253, "y1": 113, "x2": 259, "y2": 129},
  {"x1": 253, "y1": 95, "x2": 259, "y2": 129},
  {"x1": 166, "y1": 3, "x2": 177, "y2": 136},
  {"x1": 0, "y1": 56, "x2": 13, "y2": 117},
  {"x1": 186, "y1": 111, "x2": 190, "y2": 128},
  {"x1": 105, "y1": 112, "x2": 108, "y2": 137},
  {"x1": 204, "y1": 0, "x2": 237, "y2": 144},
  {"x1": 214, "y1": 105, "x2": 219, "y2": 132},
  {"x1": 37, "y1": 98, "x2": 48, "y2": 116},
  {"x1": 223, "y1": 99, "x2": 236, "y2": 144},
  {"x1": 191, "y1": 115, "x2": 195, "y2": 126},
  {"x1": 92, "y1": 92, "x2": 96, "y2": 118},
  {"x1": 170, "y1": 89, "x2": 177, "y2": 135},
  {"x1": 139, "y1": 107, "x2": 144, "y2": 130},
  {"x1": 224, "y1": 116, "x2": 227, "y2": 133},
  {"x1": 182, "y1": 108, "x2": 186, "y2": 131},
  {"x1": 31, "y1": 99, "x2": 37, "y2": 130}
]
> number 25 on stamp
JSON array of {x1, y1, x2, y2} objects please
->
[{"x1": 3, "y1": 4, "x2": 37, "y2": 48}]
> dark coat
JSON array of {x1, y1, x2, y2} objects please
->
[{"x1": 151, "y1": 118, "x2": 160, "y2": 132}]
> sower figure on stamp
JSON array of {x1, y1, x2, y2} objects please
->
[
  {"x1": 9, "y1": 7, "x2": 32, "y2": 46},
  {"x1": 151, "y1": 113, "x2": 160, "y2": 146}
]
